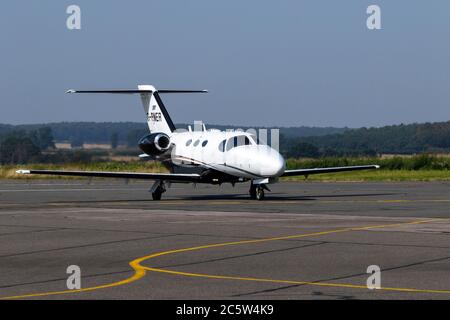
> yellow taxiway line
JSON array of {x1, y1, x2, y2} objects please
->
[
  {"x1": 1, "y1": 218, "x2": 448, "y2": 299},
  {"x1": 144, "y1": 267, "x2": 450, "y2": 295}
]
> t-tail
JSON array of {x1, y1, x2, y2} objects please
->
[{"x1": 66, "y1": 85, "x2": 207, "y2": 134}]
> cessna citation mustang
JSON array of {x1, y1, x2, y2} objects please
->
[{"x1": 17, "y1": 85, "x2": 379, "y2": 200}]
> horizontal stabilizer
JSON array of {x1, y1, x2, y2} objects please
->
[
  {"x1": 66, "y1": 89, "x2": 207, "y2": 94},
  {"x1": 66, "y1": 89, "x2": 152, "y2": 94},
  {"x1": 158, "y1": 90, "x2": 208, "y2": 94}
]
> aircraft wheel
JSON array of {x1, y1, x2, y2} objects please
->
[
  {"x1": 255, "y1": 186, "x2": 265, "y2": 200},
  {"x1": 152, "y1": 187, "x2": 163, "y2": 200},
  {"x1": 249, "y1": 185, "x2": 257, "y2": 199}
]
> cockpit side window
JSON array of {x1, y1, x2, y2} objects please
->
[
  {"x1": 250, "y1": 134, "x2": 265, "y2": 145},
  {"x1": 226, "y1": 135, "x2": 252, "y2": 151}
]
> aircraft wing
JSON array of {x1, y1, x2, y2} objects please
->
[
  {"x1": 16, "y1": 169, "x2": 201, "y2": 182},
  {"x1": 281, "y1": 165, "x2": 380, "y2": 177}
]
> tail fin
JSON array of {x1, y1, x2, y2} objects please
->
[
  {"x1": 66, "y1": 85, "x2": 207, "y2": 135},
  {"x1": 138, "y1": 85, "x2": 174, "y2": 134}
]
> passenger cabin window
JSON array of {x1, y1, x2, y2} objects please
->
[
  {"x1": 226, "y1": 135, "x2": 251, "y2": 151},
  {"x1": 186, "y1": 139, "x2": 192, "y2": 146},
  {"x1": 193, "y1": 139, "x2": 200, "y2": 146},
  {"x1": 202, "y1": 140, "x2": 208, "y2": 147}
]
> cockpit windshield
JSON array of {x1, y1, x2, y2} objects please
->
[{"x1": 250, "y1": 134, "x2": 266, "y2": 145}]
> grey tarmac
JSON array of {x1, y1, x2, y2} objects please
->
[{"x1": 0, "y1": 179, "x2": 449, "y2": 299}]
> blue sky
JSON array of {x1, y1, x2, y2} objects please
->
[{"x1": 1, "y1": 1, "x2": 449, "y2": 127}]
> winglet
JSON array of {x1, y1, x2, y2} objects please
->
[{"x1": 16, "y1": 170, "x2": 30, "y2": 174}]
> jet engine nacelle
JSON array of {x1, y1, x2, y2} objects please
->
[{"x1": 138, "y1": 132, "x2": 171, "y2": 156}]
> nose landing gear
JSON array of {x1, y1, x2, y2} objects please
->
[
  {"x1": 249, "y1": 183, "x2": 269, "y2": 200},
  {"x1": 255, "y1": 186, "x2": 265, "y2": 200}
]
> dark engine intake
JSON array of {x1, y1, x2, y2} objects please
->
[{"x1": 138, "y1": 132, "x2": 171, "y2": 156}]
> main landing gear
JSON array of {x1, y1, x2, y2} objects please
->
[
  {"x1": 150, "y1": 180, "x2": 166, "y2": 200},
  {"x1": 249, "y1": 183, "x2": 269, "y2": 200}
]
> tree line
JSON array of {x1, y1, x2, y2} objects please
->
[
  {"x1": 0, "y1": 122, "x2": 347, "y2": 146},
  {"x1": 281, "y1": 121, "x2": 450, "y2": 157},
  {"x1": 0, "y1": 121, "x2": 449, "y2": 164}
]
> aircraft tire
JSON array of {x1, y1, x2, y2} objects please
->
[
  {"x1": 249, "y1": 185, "x2": 257, "y2": 199},
  {"x1": 152, "y1": 187, "x2": 163, "y2": 200},
  {"x1": 255, "y1": 186, "x2": 265, "y2": 200}
]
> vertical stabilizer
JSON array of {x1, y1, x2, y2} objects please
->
[{"x1": 138, "y1": 85, "x2": 175, "y2": 134}]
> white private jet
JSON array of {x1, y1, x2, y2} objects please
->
[{"x1": 17, "y1": 85, "x2": 379, "y2": 200}]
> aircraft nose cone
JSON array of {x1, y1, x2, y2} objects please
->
[
  {"x1": 272, "y1": 152, "x2": 286, "y2": 176},
  {"x1": 259, "y1": 149, "x2": 285, "y2": 177}
]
